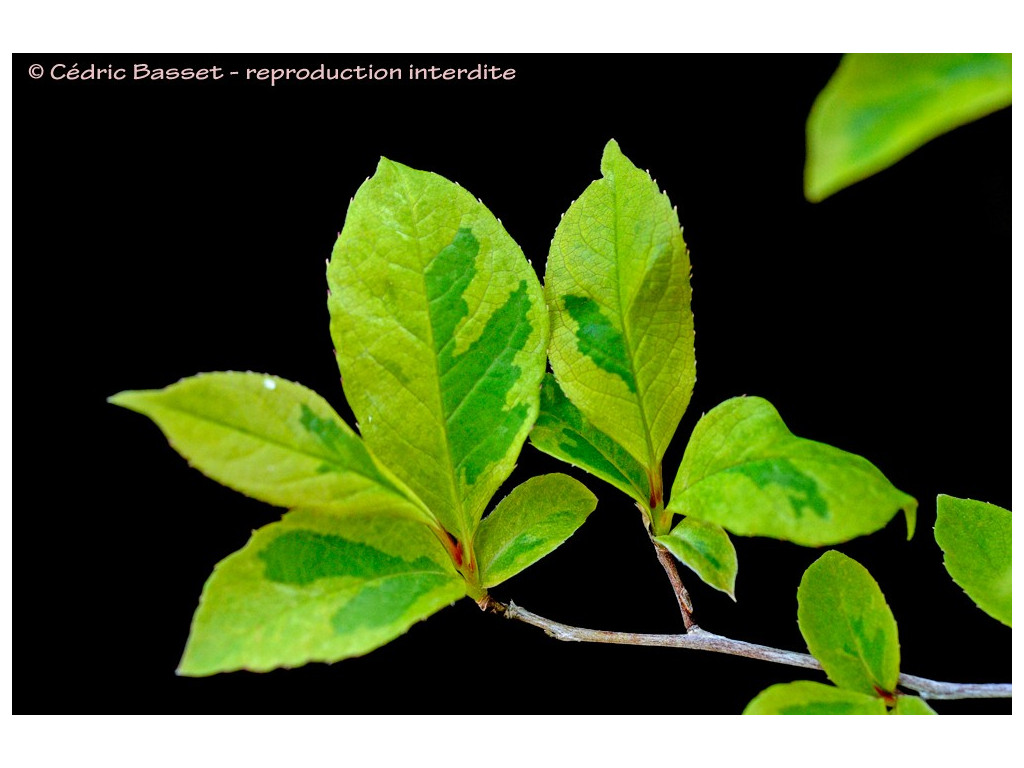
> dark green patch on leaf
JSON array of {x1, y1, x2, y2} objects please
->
[
  {"x1": 474, "y1": 474, "x2": 597, "y2": 587},
  {"x1": 656, "y1": 518, "x2": 737, "y2": 598},
  {"x1": 531, "y1": 374, "x2": 650, "y2": 506},
  {"x1": 259, "y1": 530, "x2": 440, "y2": 586},
  {"x1": 797, "y1": 551, "x2": 900, "y2": 697},
  {"x1": 425, "y1": 228, "x2": 533, "y2": 486},
  {"x1": 669, "y1": 396, "x2": 916, "y2": 546},
  {"x1": 483, "y1": 513, "x2": 574, "y2": 577},
  {"x1": 562, "y1": 294, "x2": 637, "y2": 393},
  {"x1": 331, "y1": 572, "x2": 454, "y2": 632},
  {"x1": 723, "y1": 458, "x2": 829, "y2": 520}
]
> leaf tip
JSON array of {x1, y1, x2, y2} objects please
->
[
  {"x1": 600, "y1": 138, "x2": 624, "y2": 173},
  {"x1": 107, "y1": 389, "x2": 143, "y2": 411},
  {"x1": 903, "y1": 496, "x2": 918, "y2": 540}
]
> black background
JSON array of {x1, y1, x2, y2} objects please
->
[{"x1": 17, "y1": 54, "x2": 1009, "y2": 713}]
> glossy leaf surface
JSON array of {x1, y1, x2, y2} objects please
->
[
  {"x1": 935, "y1": 495, "x2": 1011, "y2": 626},
  {"x1": 474, "y1": 474, "x2": 597, "y2": 587},
  {"x1": 178, "y1": 509, "x2": 466, "y2": 676},
  {"x1": 743, "y1": 681, "x2": 887, "y2": 715},
  {"x1": 530, "y1": 373, "x2": 650, "y2": 507},
  {"x1": 656, "y1": 518, "x2": 737, "y2": 599},
  {"x1": 109, "y1": 373, "x2": 430, "y2": 524},
  {"x1": 329, "y1": 158, "x2": 548, "y2": 541},
  {"x1": 545, "y1": 139, "x2": 694, "y2": 494},
  {"x1": 806, "y1": 53, "x2": 1012, "y2": 202},
  {"x1": 668, "y1": 397, "x2": 917, "y2": 546},
  {"x1": 798, "y1": 551, "x2": 900, "y2": 697}
]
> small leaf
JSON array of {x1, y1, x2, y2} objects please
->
[
  {"x1": 743, "y1": 681, "x2": 887, "y2": 715},
  {"x1": 178, "y1": 509, "x2": 466, "y2": 676},
  {"x1": 109, "y1": 372, "x2": 431, "y2": 524},
  {"x1": 545, "y1": 139, "x2": 694, "y2": 498},
  {"x1": 935, "y1": 495, "x2": 1011, "y2": 627},
  {"x1": 474, "y1": 474, "x2": 597, "y2": 587},
  {"x1": 656, "y1": 519, "x2": 737, "y2": 599},
  {"x1": 530, "y1": 373, "x2": 650, "y2": 508},
  {"x1": 798, "y1": 551, "x2": 900, "y2": 697},
  {"x1": 668, "y1": 396, "x2": 916, "y2": 546},
  {"x1": 329, "y1": 158, "x2": 548, "y2": 544},
  {"x1": 892, "y1": 695, "x2": 938, "y2": 715},
  {"x1": 806, "y1": 53, "x2": 1012, "y2": 202}
]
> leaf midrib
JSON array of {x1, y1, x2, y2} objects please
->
[
  {"x1": 608, "y1": 165, "x2": 659, "y2": 480},
  {"x1": 141, "y1": 399, "x2": 400, "y2": 489},
  {"x1": 395, "y1": 169, "x2": 468, "y2": 541},
  {"x1": 834, "y1": 580, "x2": 891, "y2": 693}
]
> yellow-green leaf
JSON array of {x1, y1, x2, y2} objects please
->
[
  {"x1": 743, "y1": 681, "x2": 887, "y2": 715},
  {"x1": 545, "y1": 139, "x2": 694, "y2": 502},
  {"x1": 798, "y1": 551, "x2": 900, "y2": 697},
  {"x1": 109, "y1": 372, "x2": 431, "y2": 524},
  {"x1": 806, "y1": 53, "x2": 1012, "y2": 202},
  {"x1": 329, "y1": 158, "x2": 548, "y2": 543},
  {"x1": 892, "y1": 695, "x2": 938, "y2": 715},
  {"x1": 668, "y1": 396, "x2": 916, "y2": 546},
  {"x1": 656, "y1": 519, "x2": 737, "y2": 599},
  {"x1": 178, "y1": 508, "x2": 466, "y2": 676},
  {"x1": 474, "y1": 474, "x2": 597, "y2": 587},
  {"x1": 935, "y1": 495, "x2": 1011, "y2": 627}
]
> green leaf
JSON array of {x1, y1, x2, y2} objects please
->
[
  {"x1": 935, "y1": 495, "x2": 1011, "y2": 627},
  {"x1": 178, "y1": 508, "x2": 466, "y2": 676},
  {"x1": 892, "y1": 695, "x2": 938, "y2": 715},
  {"x1": 806, "y1": 53, "x2": 1012, "y2": 202},
  {"x1": 474, "y1": 474, "x2": 597, "y2": 587},
  {"x1": 743, "y1": 681, "x2": 888, "y2": 715},
  {"x1": 545, "y1": 139, "x2": 694, "y2": 499},
  {"x1": 655, "y1": 519, "x2": 737, "y2": 599},
  {"x1": 328, "y1": 158, "x2": 548, "y2": 542},
  {"x1": 109, "y1": 372, "x2": 431, "y2": 524},
  {"x1": 798, "y1": 551, "x2": 900, "y2": 697},
  {"x1": 667, "y1": 396, "x2": 917, "y2": 546},
  {"x1": 530, "y1": 373, "x2": 650, "y2": 508}
]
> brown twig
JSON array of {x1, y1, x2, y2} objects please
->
[
  {"x1": 638, "y1": 505, "x2": 696, "y2": 631},
  {"x1": 652, "y1": 539, "x2": 696, "y2": 631},
  {"x1": 488, "y1": 600, "x2": 1011, "y2": 701}
]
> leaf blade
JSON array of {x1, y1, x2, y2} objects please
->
[
  {"x1": 545, "y1": 139, "x2": 694, "y2": 487},
  {"x1": 668, "y1": 396, "x2": 916, "y2": 546},
  {"x1": 743, "y1": 681, "x2": 888, "y2": 715},
  {"x1": 475, "y1": 474, "x2": 597, "y2": 587},
  {"x1": 892, "y1": 696, "x2": 938, "y2": 715},
  {"x1": 178, "y1": 508, "x2": 466, "y2": 676},
  {"x1": 529, "y1": 373, "x2": 650, "y2": 508},
  {"x1": 935, "y1": 495, "x2": 1011, "y2": 626},
  {"x1": 797, "y1": 551, "x2": 900, "y2": 697},
  {"x1": 806, "y1": 53, "x2": 1012, "y2": 202},
  {"x1": 656, "y1": 519, "x2": 737, "y2": 599},
  {"x1": 329, "y1": 159, "x2": 548, "y2": 540},
  {"x1": 109, "y1": 372, "x2": 431, "y2": 524}
]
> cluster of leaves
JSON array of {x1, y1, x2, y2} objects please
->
[
  {"x1": 110, "y1": 160, "x2": 597, "y2": 676},
  {"x1": 531, "y1": 140, "x2": 915, "y2": 599},
  {"x1": 745, "y1": 495, "x2": 1011, "y2": 715},
  {"x1": 112, "y1": 139, "x2": 927, "y2": 678}
]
